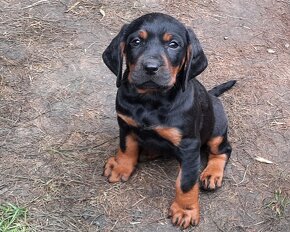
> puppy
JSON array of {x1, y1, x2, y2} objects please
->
[{"x1": 102, "y1": 13, "x2": 236, "y2": 228}]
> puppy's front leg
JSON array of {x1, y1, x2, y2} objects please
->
[
  {"x1": 169, "y1": 139, "x2": 201, "y2": 229},
  {"x1": 103, "y1": 133, "x2": 139, "y2": 183}
]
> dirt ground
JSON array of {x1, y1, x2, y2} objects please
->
[{"x1": 0, "y1": 0, "x2": 289, "y2": 231}]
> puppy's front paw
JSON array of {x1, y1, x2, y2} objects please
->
[
  {"x1": 169, "y1": 201, "x2": 200, "y2": 229},
  {"x1": 103, "y1": 157, "x2": 135, "y2": 183},
  {"x1": 200, "y1": 166, "x2": 223, "y2": 190},
  {"x1": 200, "y1": 154, "x2": 227, "y2": 190}
]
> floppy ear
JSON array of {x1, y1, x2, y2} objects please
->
[
  {"x1": 102, "y1": 24, "x2": 128, "y2": 88},
  {"x1": 181, "y1": 28, "x2": 208, "y2": 91}
]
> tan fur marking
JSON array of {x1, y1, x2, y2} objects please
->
[
  {"x1": 169, "y1": 170, "x2": 200, "y2": 228},
  {"x1": 139, "y1": 30, "x2": 148, "y2": 40},
  {"x1": 179, "y1": 56, "x2": 186, "y2": 72},
  {"x1": 104, "y1": 134, "x2": 139, "y2": 182},
  {"x1": 200, "y1": 153, "x2": 228, "y2": 189},
  {"x1": 184, "y1": 44, "x2": 192, "y2": 72},
  {"x1": 154, "y1": 127, "x2": 182, "y2": 146},
  {"x1": 169, "y1": 66, "x2": 179, "y2": 85},
  {"x1": 207, "y1": 136, "x2": 224, "y2": 155},
  {"x1": 163, "y1": 33, "x2": 172, "y2": 42},
  {"x1": 162, "y1": 54, "x2": 185, "y2": 86},
  {"x1": 136, "y1": 88, "x2": 158, "y2": 94},
  {"x1": 117, "y1": 113, "x2": 138, "y2": 127},
  {"x1": 161, "y1": 54, "x2": 177, "y2": 86}
]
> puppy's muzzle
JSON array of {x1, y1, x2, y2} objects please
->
[{"x1": 143, "y1": 59, "x2": 162, "y2": 75}]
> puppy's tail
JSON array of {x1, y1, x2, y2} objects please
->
[{"x1": 208, "y1": 80, "x2": 236, "y2": 97}]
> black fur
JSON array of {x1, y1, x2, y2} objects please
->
[
  {"x1": 102, "y1": 13, "x2": 236, "y2": 192},
  {"x1": 208, "y1": 80, "x2": 237, "y2": 97}
]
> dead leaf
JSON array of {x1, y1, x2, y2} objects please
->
[{"x1": 254, "y1": 156, "x2": 273, "y2": 164}]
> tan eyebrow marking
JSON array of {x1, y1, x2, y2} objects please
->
[
  {"x1": 138, "y1": 30, "x2": 148, "y2": 40},
  {"x1": 163, "y1": 33, "x2": 173, "y2": 42}
]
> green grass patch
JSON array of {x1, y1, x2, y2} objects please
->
[{"x1": 0, "y1": 203, "x2": 28, "y2": 232}]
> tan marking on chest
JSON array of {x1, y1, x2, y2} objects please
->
[
  {"x1": 154, "y1": 127, "x2": 182, "y2": 146},
  {"x1": 117, "y1": 113, "x2": 138, "y2": 127}
]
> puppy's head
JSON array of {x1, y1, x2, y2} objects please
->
[{"x1": 102, "y1": 13, "x2": 208, "y2": 92}]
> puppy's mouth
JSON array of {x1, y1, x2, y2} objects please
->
[
  {"x1": 136, "y1": 81, "x2": 161, "y2": 90},
  {"x1": 129, "y1": 71, "x2": 175, "y2": 92}
]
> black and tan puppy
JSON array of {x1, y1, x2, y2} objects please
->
[{"x1": 102, "y1": 13, "x2": 236, "y2": 228}]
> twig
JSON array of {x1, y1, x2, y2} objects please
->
[
  {"x1": 147, "y1": 217, "x2": 166, "y2": 224},
  {"x1": 233, "y1": 164, "x2": 249, "y2": 186},
  {"x1": 65, "y1": 1, "x2": 81, "y2": 13},
  {"x1": 110, "y1": 219, "x2": 118, "y2": 231},
  {"x1": 132, "y1": 196, "x2": 146, "y2": 207},
  {"x1": 22, "y1": 0, "x2": 49, "y2": 10}
]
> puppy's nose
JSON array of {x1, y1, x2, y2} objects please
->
[{"x1": 143, "y1": 61, "x2": 160, "y2": 74}]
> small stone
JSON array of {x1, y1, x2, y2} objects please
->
[
  {"x1": 224, "y1": 36, "x2": 229, "y2": 40},
  {"x1": 285, "y1": 43, "x2": 289, "y2": 48},
  {"x1": 267, "y1": 48, "x2": 275, "y2": 54}
]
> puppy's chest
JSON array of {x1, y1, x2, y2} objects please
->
[{"x1": 118, "y1": 106, "x2": 182, "y2": 147}]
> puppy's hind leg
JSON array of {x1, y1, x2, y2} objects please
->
[{"x1": 200, "y1": 96, "x2": 232, "y2": 190}]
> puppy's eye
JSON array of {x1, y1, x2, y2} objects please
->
[
  {"x1": 168, "y1": 40, "x2": 179, "y2": 49},
  {"x1": 130, "y1": 38, "x2": 141, "y2": 47}
]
